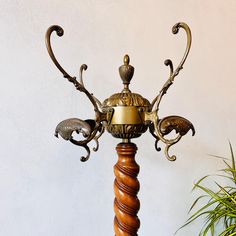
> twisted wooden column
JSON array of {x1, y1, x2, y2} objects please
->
[{"x1": 114, "y1": 142, "x2": 140, "y2": 236}]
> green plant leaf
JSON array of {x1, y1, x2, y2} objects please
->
[
  {"x1": 192, "y1": 175, "x2": 210, "y2": 192},
  {"x1": 177, "y1": 143, "x2": 236, "y2": 235}
]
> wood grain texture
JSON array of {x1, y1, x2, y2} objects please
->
[{"x1": 114, "y1": 143, "x2": 140, "y2": 236}]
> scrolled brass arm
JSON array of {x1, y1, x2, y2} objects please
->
[
  {"x1": 45, "y1": 25, "x2": 102, "y2": 116},
  {"x1": 151, "y1": 22, "x2": 192, "y2": 111},
  {"x1": 145, "y1": 22, "x2": 194, "y2": 161},
  {"x1": 46, "y1": 25, "x2": 108, "y2": 161}
]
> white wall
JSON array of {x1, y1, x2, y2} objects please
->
[{"x1": 1, "y1": 0, "x2": 236, "y2": 235}]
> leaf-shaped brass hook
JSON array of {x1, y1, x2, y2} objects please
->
[{"x1": 157, "y1": 116, "x2": 195, "y2": 161}]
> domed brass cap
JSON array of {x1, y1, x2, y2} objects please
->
[{"x1": 101, "y1": 55, "x2": 151, "y2": 139}]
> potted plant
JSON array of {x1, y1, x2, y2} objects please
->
[{"x1": 177, "y1": 143, "x2": 236, "y2": 235}]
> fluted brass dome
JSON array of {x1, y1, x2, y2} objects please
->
[{"x1": 102, "y1": 92, "x2": 151, "y2": 108}]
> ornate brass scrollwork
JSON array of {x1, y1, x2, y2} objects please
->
[
  {"x1": 145, "y1": 22, "x2": 194, "y2": 161},
  {"x1": 46, "y1": 22, "x2": 194, "y2": 162},
  {"x1": 46, "y1": 25, "x2": 106, "y2": 161},
  {"x1": 151, "y1": 22, "x2": 191, "y2": 111}
]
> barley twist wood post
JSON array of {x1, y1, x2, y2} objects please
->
[{"x1": 114, "y1": 142, "x2": 140, "y2": 236}]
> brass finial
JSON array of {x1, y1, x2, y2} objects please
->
[
  {"x1": 119, "y1": 54, "x2": 134, "y2": 92},
  {"x1": 124, "y1": 54, "x2": 130, "y2": 65}
]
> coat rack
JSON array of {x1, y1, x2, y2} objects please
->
[{"x1": 45, "y1": 22, "x2": 195, "y2": 236}]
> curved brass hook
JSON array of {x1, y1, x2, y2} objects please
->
[
  {"x1": 70, "y1": 125, "x2": 103, "y2": 162},
  {"x1": 154, "y1": 120, "x2": 182, "y2": 161},
  {"x1": 151, "y1": 22, "x2": 192, "y2": 110},
  {"x1": 171, "y1": 22, "x2": 192, "y2": 77},
  {"x1": 79, "y1": 64, "x2": 88, "y2": 87},
  {"x1": 45, "y1": 25, "x2": 72, "y2": 79}
]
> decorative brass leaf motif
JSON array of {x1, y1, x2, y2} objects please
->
[
  {"x1": 158, "y1": 116, "x2": 195, "y2": 136},
  {"x1": 55, "y1": 118, "x2": 103, "y2": 162},
  {"x1": 55, "y1": 118, "x2": 94, "y2": 140}
]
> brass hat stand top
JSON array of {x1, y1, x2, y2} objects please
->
[{"x1": 46, "y1": 22, "x2": 195, "y2": 235}]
